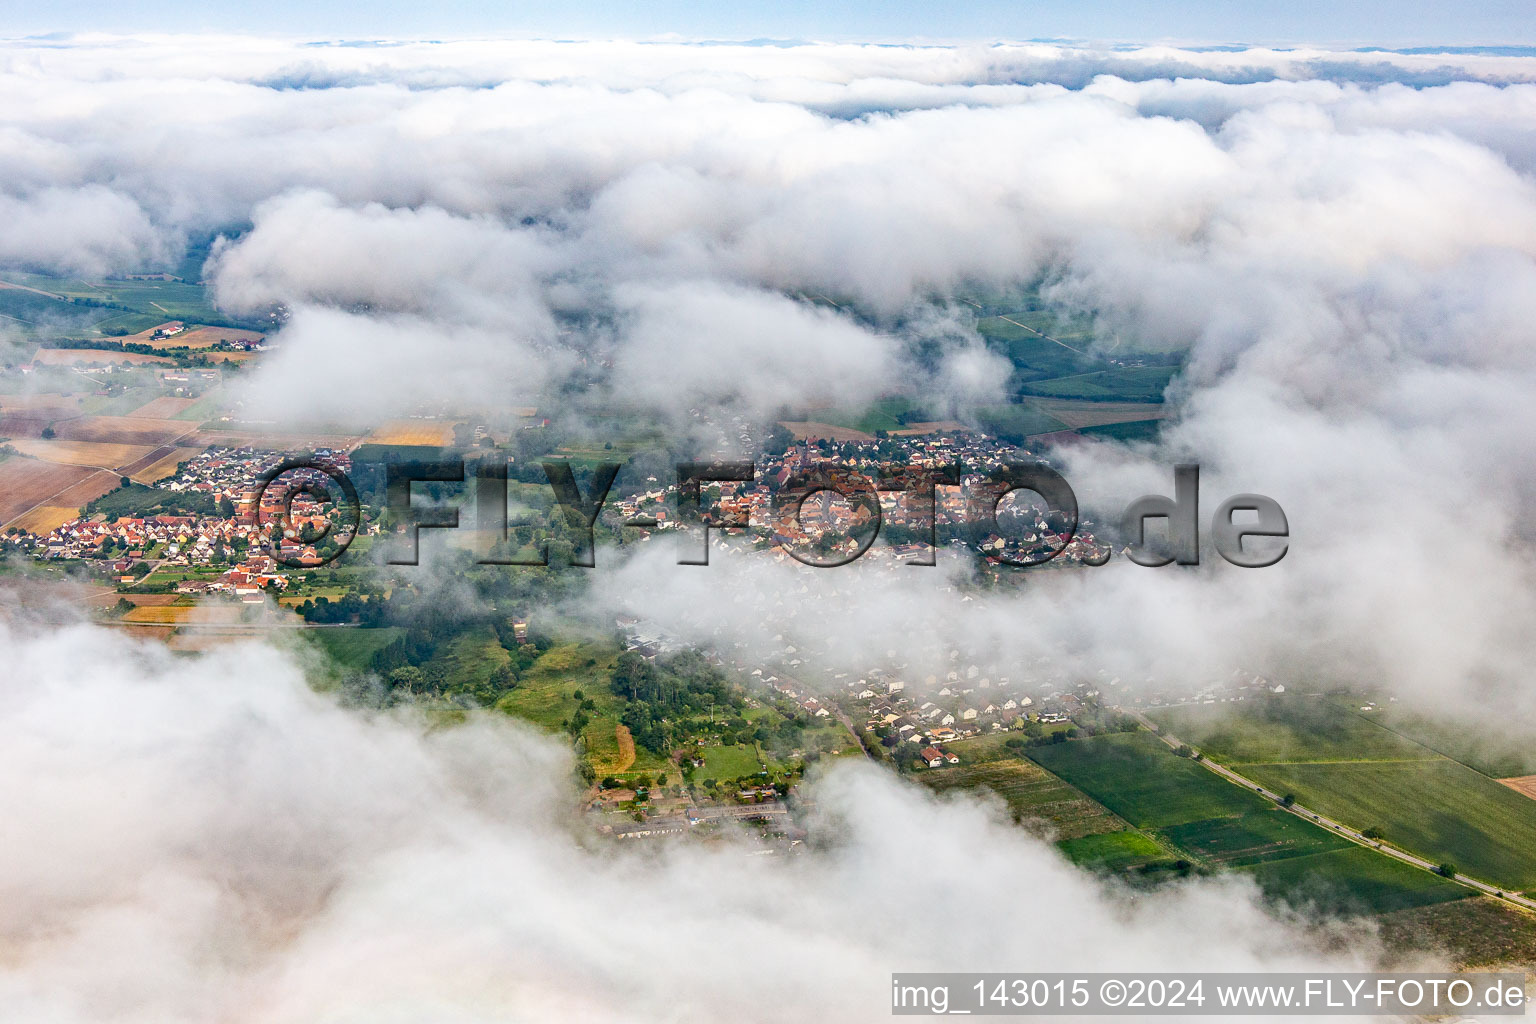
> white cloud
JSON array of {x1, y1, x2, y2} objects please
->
[{"x1": 0, "y1": 618, "x2": 1382, "y2": 1022}]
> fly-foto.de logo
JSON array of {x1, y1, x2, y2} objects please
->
[{"x1": 253, "y1": 457, "x2": 1287, "y2": 571}]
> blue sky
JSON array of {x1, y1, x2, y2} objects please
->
[{"x1": 1, "y1": 0, "x2": 1532, "y2": 46}]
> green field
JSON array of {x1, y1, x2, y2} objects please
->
[
  {"x1": 1367, "y1": 705, "x2": 1536, "y2": 779},
  {"x1": 436, "y1": 625, "x2": 513, "y2": 692},
  {"x1": 694, "y1": 742, "x2": 770, "y2": 783},
  {"x1": 306, "y1": 625, "x2": 403, "y2": 671},
  {"x1": 1151, "y1": 697, "x2": 1435, "y2": 763},
  {"x1": 974, "y1": 403, "x2": 1070, "y2": 440},
  {"x1": 495, "y1": 641, "x2": 620, "y2": 732},
  {"x1": 1075, "y1": 420, "x2": 1162, "y2": 443},
  {"x1": 1242, "y1": 847, "x2": 1467, "y2": 916},
  {"x1": 1157, "y1": 811, "x2": 1350, "y2": 868},
  {"x1": 918, "y1": 758, "x2": 1127, "y2": 839},
  {"x1": 976, "y1": 314, "x2": 1099, "y2": 380},
  {"x1": 1026, "y1": 732, "x2": 1272, "y2": 828},
  {"x1": 1021, "y1": 366, "x2": 1177, "y2": 402},
  {"x1": 1242, "y1": 759, "x2": 1536, "y2": 891},
  {"x1": 1150, "y1": 696, "x2": 1536, "y2": 891},
  {"x1": 806, "y1": 396, "x2": 935, "y2": 435},
  {"x1": 0, "y1": 270, "x2": 263, "y2": 336},
  {"x1": 1057, "y1": 830, "x2": 1170, "y2": 872}
]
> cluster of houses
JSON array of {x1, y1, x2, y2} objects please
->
[
  {"x1": 603, "y1": 426, "x2": 1111, "y2": 566},
  {"x1": 26, "y1": 446, "x2": 357, "y2": 573}
]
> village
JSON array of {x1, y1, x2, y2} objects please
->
[
  {"x1": 9, "y1": 445, "x2": 359, "y2": 598},
  {"x1": 606, "y1": 420, "x2": 1113, "y2": 568}
]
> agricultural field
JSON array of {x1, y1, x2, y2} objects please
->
[
  {"x1": 31, "y1": 349, "x2": 174, "y2": 367},
  {"x1": 794, "y1": 396, "x2": 934, "y2": 435},
  {"x1": 367, "y1": 419, "x2": 458, "y2": 446},
  {"x1": 1241, "y1": 847, "x2": 1467, "y2": 916},
  {"x1": 123, "y1": 603, "x2": 251, "y2": 626},
  {"x1": 120, "y1": 445, "x2": 199, "y2": 483},
  {"x1": 976, "y1": 313, "x2": 1099, "y2": 381},
  {"x1": 129, "y1": 396, "x2": 199, "y2": 418},
  {"x1": 1025, "y1": 398, "x2": 1167, "y2": 430},
  {"x1": 775, "y1": 420, "x2": 877, "y2": 443},
  {"x1": 301, "y1": 629, "x2": 402, "y2": 675},
  {"x1": 1150, "y1": 696, "x2": 1436, "y2": 763},
  {"x1": 1241, "y1": 759, "x2": 1536, "y2": 891},
  {"x1": 1376, "y1": 896, "x2": 1536, "y2": 968},
  {"x1": 1022, "y1": 730, "x2": 1461, "y2": 911},
  {"x1": 1056, "y1": 830, "x2": 1171, "y2": 872},
  {"x1": 1366, "y1": 704, "x2": 1536, "y2": 779},
  {"x1": 1154, "y1": 695, "x2": 1536, "y2": 891},
  {"x1": 917, "y1": 758, "x2": 1127, "y2": 840},
  {"x1": 0, "y1": 459, "x2": 100, "y2": 524},
  {"x1": 52, "y1": 414, "x2": 194, "y2": 446},
  {"x1": 1026, "y1": 732, "x2": 1271, "y2": 828},
  {"x1": 0, "y1": 272, "x2": 251, "y2": 330},
  {"x1": 973, "y1": 403, "x2": 1069, "y2": 440},
  {"x1": 0, "y1": 393, "x2": 88, "y2": 436},
  {"x1": 10, "y1": 505, "x2": 80, "y2": 534},
  {"x1": 1156, "y1": 810, "x2": 1350, "y2": 868},
  {"x1": 198, "y1": 428, "x2": 364, "y2": 452},
  {"x1": 8, "y1": 438, "x2": 154, "y2": 472},
  {"x1": 1076, "y1": 420, "x2": 1163, "y2": 443},
  {"x1": 48, "y1": 469, "x2": 121, "y2": 508},
  {"x1": 1020, "y1": 365, "x2": 1178, "y2": 402}
]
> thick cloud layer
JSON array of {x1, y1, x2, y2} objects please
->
[
  {"x1": 4, "y1": 34, "x2": 1535, "y2": 710},
  {"x1": 0, "y1": 617, "x2": 1387, "y2": 1023},
  {"x1": 3, "y1": 35, "x2": 1535, "y2": 1014}
]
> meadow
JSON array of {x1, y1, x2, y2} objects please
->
[
  {"x1": 1241, "y1": 759, "x2": 1536, "y2": 891},
  {"x1": 1026, "y1": 732, "x2": 1271, "y2": 828},
  {"x1": 1055, "y1": 830, "x2": 1171, "y2": 872},
  {"x1": 1241, "y1": 846, "x2": 1467, "y2": 915},
  {"x1": 1150, "y1": 696, "x2": 1437, "y2": 763},
  {"x1": 1156, "y1": 810, "x2": 1350, "y2": 868}
]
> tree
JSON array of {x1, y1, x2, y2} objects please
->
[
  {"x1": 388, "y1": 666, "x2": 425, "y2": 694},
  {"x1": 1436, "y1": 862, "x2": 1458, "y2": 878},
  {"x1": 1362, "y1": 826, "x2": 1383, "y2": 840},
  {"x1": 1280, "y1": 793, "x2": 1295, "y2": 808},
  {"x1": 40, "y1": 425, "x2": 55, "y2": 439},
  {"x1": 120, "y1": 475, "x2": 132, "y2": 488},
  {"x1": 1174, "y1": 743, "x2": 1193, "y2": 758}
]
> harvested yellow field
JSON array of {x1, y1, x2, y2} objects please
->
[
  {"x1": 123, "y1": 605, "x2": 194, "y2": 624},
  {"x1": 778, "y1": 420, "x2": 877, "y2": 442},
  {"x1": 10, "y1": 505, "x2": 79, "y2": 534},
  {"x1": 367, "y1": 419, "x2": 457, "y2": 446},
  {"x1": 124, "y1": 604, "x2": 250, "y2": 626},
  {"x1": 129, "y1": 396, "x2": 198, "y2": 418},
  {"x1": 8, "y1": 438, "x2": 155, "y2": 472},
  {"x1": 54, "y1": 415, "x2": 192, "y2": 446},
  {"x1": 126, "y1": 446, "x2": 199, "y2": 484}
]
